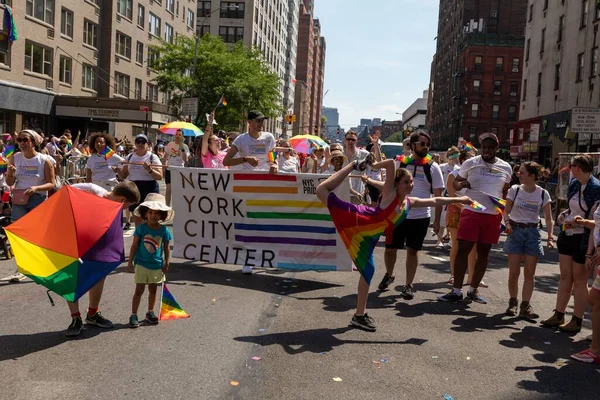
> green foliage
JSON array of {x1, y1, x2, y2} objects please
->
[
  {"x1": 386, "y1": 132, "x2": 405, "y2": 143},
  {"x1": 150, "y1": 34, "x2": 283, "y2": 130}
]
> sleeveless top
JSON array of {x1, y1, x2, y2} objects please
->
[{"x1": 13, "y1": 152, "x2": 48, "y2": 195}]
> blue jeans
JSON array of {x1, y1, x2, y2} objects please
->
[
  {"x1": 503, "y1": 227, "x2": 544, "y2": 257},
  {"x1": 11, "y1": 193, "x2": 47, "y2": 222}
]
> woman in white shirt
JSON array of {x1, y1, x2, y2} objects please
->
[
  {"x1": 163, "y1": 129, "x2": 189, "y2": 207},
  {"x1": 503, "y1": 162, "x2": 554, "y2": 320},
  {"x1": 276, "y1": 140, "x2": 300, "y2": 174},
  {"x1": 86, "y1": 133, "x2": 124, "y2": 191}
]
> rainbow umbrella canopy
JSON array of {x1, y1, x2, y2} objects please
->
[
  {"x1": 289, "y1": 134, "x2": 329, "y2": 154},
  {"x1": 5, "y1": 186, "x2": 125, "y2": 302},
  {"x1": 159, "y1": 121, "x2": 203, "y2": 137}
]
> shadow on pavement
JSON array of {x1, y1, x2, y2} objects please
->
[
  {"x1": 395, "y1": 299, "x2": 486, "y2": 319},
  {"x1": 451, "y1": 312, "x2": 523, "y2": 333},
  {"x1": 234, "y1": 326, "x2": 428, "y2": 355},
  {"x1": 533, "y1": 274, "x2": 560, "y2": 295},
  {"x1": 515, "y1": 362, "x2": 599, "y2": 398},
  {"x1": 499, "y1": 325, "x2": 582, "y2": 363}
]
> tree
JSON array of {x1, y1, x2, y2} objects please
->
[
  {"x1": 386, "y1": 131, "x2": 404, "y2": 143},
  {"x1": 150, "y1": 34, "x2": 283, "y2": 130}
]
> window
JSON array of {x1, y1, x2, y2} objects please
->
[
  {"x1": 581, "y1": 0, "x2": 588, "y2": 27},
  {"x1": 117, "y1": 0, "x2": 132, "y2": 19},
  {"x1": 199, "y1": 1, "x2": 211, "y2": 17},
  {"x1": 508, "y1": 105, "x2": 517, "y2": 121},
  {"x1": 526, "y1": 39, "x2": 531, "y2": 61},
  {"x1": 59, "y1": 55, "x2": 71, "y2": 84},
  {"x1": 134, "y1": 79, "x2": 142, "y2": 100},
  {"x1": 509, "y1": 81, "x2": 518, "y2": 97},
  {"x1": 60, "y1": 8, "x2": 73, "y2": 38},
  {"x1": 0, "y1": 43, "x2": 8, "y2": 66},
  {"x1": 187, "y1": 8, "x2": 194, "y2": 29},
  {"x1": 82, "y1": 64, "x2": 96, "y2": 91},
  {"x1": 115, "y1": 32, "x2": 132, "y2": 59},
  {"x1": 474, "y1": 56, "x2": 482, "y2": 71},
  {"x1": 198, "y1": 25, "x2": 210, "y2": 36},
  {"x1": 165, "y1": 23, "x2": 173, "y2": 44},
  {"x1": 472, "y1": 79, "x2": 481, "y2": 93},
  {"x1": 512, "y1": 58, "x2": 520, "y2": 73},
  {"x1": 219, "y1": 26, "x2": 244, "y2": 43},
  {"x1": 471, "y1": 104, "x2": 479, "y2": 118},
  {"x1": 26, "y1": 0, "x2": 54, "y2": 25},
  {"x1": 492, "y1": 105, "x2": 500, "y2": 119},
  {"x1": 577, "y1": 53, "x2": 585, "y2": 81},
  {"x1": 537, "y1": 72, "x2": 542, "y2": 96},
  {"x1": 136, "y1": 41, "x2": 143, "y2": 64},
  {"x1": 469, "y1": 126, "x2": 477, "y2": 140},
  {"x1": 83, "y1": 19, "x2": 98, "y2": 48},
  {"x1": 166, "y1": 0, "x2": 175, "y2": 13},
  {"x1": 24, "y1": 41, "x2": 53, "y2": 76},
  {"x1": 495, "y1": 57, "x2": 504, "y2": 72},
  {"x1": 115, "y1": 72, "x2": 130, "y2": 97},
  {"x1": 522, "y1": 79, "x2": 527, "y2": 101},
  {"x1": 558, "y1": 15, "x2": 564, "y2": 42},
  {"x1": 528, "y1": 3, "x2": 533, "y2": 22},
  {"x1": 597, "y1": 4, "x2": 600, "y2": 20},
  {"x1": 592, "y1": 48, "x2": 598, "y2": 77},
  {"x1": 493, "y1": 80, "x2": 502, "y2": 95},
  {"x1": 220, "y1": 2, "x2": 244, "y2": 18},
  {"x1": 540, "y1": 28, "x2": 545, "y2": 54},
  {"x1": 555, "y1": 63, "x2": 561, "y2": 90},
  {"x1": 149, "y1": 13, "x2": 161, "y2": 37},
  {"x1": 137, "y1": 4, "x2": 145, "y2": 27},
  {"x1": 146, "y1": 83, "x2": 158, "y2": 101},
  {"x1": 148, "y1": 49, "x2": 159, "y2": 68}
]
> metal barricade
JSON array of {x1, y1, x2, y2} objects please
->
[{"x1": 58, "y1": 155, "x2": 88, "y2": 186}]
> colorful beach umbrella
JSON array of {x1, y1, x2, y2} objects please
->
[
  {"x1": 159, "y1": 121, "x2": 204, "y2": 137},
  {"x1": 289, "y1": 134, "x2": 328, "y2": 154},
  {"x1": 5, "y1": 186, "x2": 125, "y2": 302}
]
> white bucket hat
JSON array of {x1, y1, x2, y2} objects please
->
[{"x1": 133, "y1": 193, "x2": 174, "y2": 223}]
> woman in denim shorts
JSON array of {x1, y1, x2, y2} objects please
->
[{"x1": 503, "y1": 162, "x2": 554, "y2": 320}]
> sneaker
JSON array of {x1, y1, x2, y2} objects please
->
[
  {"x1": 400, "y1": 285, "x2": 414, "y2": 300},
  {"x1": 146, "y1": 311, "x2": 159, "y2": 325},
  {"x1": 377, "y1": 273, "x2": 395, "y2": 291},
  {"x1": 437, "y1": 291, "x2": 463, "y2": 302},
  {"x1": 467, "y1": 290, "x2": 488, "y2": 304},
  {"x1": 540, "y1": 310, "x2": 565, "y2": 328},
  {"x1": 85, "y1": 311, "x2": 114, "y2": 328},
  {"x1": 351, "y1": 314, "x2": 376, "y2": 332},
  {"x1": 241, "y1": 265, "x2": 253, "y2": 274},
  {"x1": 7, "y1": 272, "x2": 26, "y2": 283},
  {"x1": 128, "y1": 314, "x2": 140, "y2": 328},
  {"x1": 65, "y1": 316, "x2": 83, "y2": 337},
  {"x1": 123, "y1": 222, "x2": 131, "y2": 231},
  {"x1": 519, "y1": 302, "x2": 539, "y2": 320},
  {"x1": 506, "y1": 298, "x2": 518, "y2": 316},
  {"x1": 570, "y1": 349, "x2": 600, "y2": 364},
  {"x1": 354, "y1": 158, "x2": 369, "y2": 172}
]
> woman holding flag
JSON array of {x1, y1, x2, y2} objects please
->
[{"x1": 86, "y1": 133, "x2": 124, "y2": 192}]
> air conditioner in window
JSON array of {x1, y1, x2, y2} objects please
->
[
  {"x1": 493, "y1": 91, "x2": 501, "y2": 95},
  {"x1": 116, "y1": 14, "x2": 121, "y2": 22},
  {"x1": 510, "y1": 91, "x2": 517, "y2": 96},
  {"x1": 512, "y1": 67, "x2": 519, "y2": 73},
  {"x1": 46, "y1": 79, "x2": 54, "y2": 90},
  {"x1": 95, "y1": 8, "x2": 100, "y2": 16},
  {"x1": 93, "y1": 51, "x2": 98, "y2": 59},
  {"x1": 47, "y1": 28, "x2": 55, "y2": 38}
]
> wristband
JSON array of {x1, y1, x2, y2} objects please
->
[{"x1": 585, "y1": 254, "x2": 593, "y2": 258}]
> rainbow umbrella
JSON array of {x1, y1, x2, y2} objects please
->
[
  {"x1": 289, "y1": 134, "x2": 329, "y2": 154},
  {"x1": 159, "y1": 121, "x2": 204, "y2": 137},
  {"x1": 5, "y1": 186, "x2": 125, "y2": 302}
]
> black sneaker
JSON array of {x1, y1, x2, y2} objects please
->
[
  {"x1": 128, "y1": 314, "x2": 140, "y2": 328},
  {"x1": 65, "y1": 316, "x2": 83, "y2": 337},
  {"x1": 467, "y1": 290, "x2": 488, "y2": 304},
  {"x1": 124, "y1": 222, "x2": 131, "y2": 231},
  {"x1": 351, "y1": 314, "x2": 376, "y2": 332},
  {"x1": 437, "y1": 291, "x2": 464, "y2": 302},
  {"x1": 400, "y1": 285, "x2": 414, "y2": 300},
  {"x1": 353, "y1": 158, "x2": 368, "y2": 172},
  {"x1": 85, "y1": 311, "x2": 114, "y2": 328},
  {"x1": 378, "y1": 273, "x2": 395, "y2": 291},
  {"x1": 146, "y1": 311, "x2": 159, "y2": 325}
]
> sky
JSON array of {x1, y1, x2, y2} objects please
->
[{"x1": 313, "y1": 0, "x2": 439, "y2": 128}]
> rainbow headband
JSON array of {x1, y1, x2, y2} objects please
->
[{"x1": 397, "y1": 154, "x2": 433, "y2": 166}]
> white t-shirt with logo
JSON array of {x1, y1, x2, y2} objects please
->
[
  {"x1": 458, "y1": 156, "x2": 512, "y2": 215},
  {"x1": 86, "y1": 152, "x2": 124, "y2": 182},
  {"x1": 405, "y1": 162, "x2": 445, "y2": 220},
  {"x1": 164, "y1": 142, "x2": 189, "y2": 167},
  {"x1": 126, "y1": 152, "x2": 162, "y2": 181},
  {"x1": 231, "y1": 132, "x2": 276, "y2": 171},
  {"x1": 507, "y1": 185, "x2": 551, "y2": 224},
  {"x1": 278, "y1": 155, "x2": 300, "y2": 173}
]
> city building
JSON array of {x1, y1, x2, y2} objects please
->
[
  {"x1": 380, "y1": 119, "x2": 403, "y2": 141},
  {"x1": 282, "y1": 0, "x2": 299, "y2": 134},
  {"x1": 403, "y1": 90, "x2": 429, "y2": 132},
  {"x1": 517, "y1": 0, "x2": 600, "y2": 166},
  {"x1": 427, "y1": 0, "x2": 528, "y2": 151},
  {"x1": 0, "y1": 0, "x2": 195, "y2": 139},
  {"x1": 321, "y1": 105, "x2": 339, "y2": 140},
  {"x1": 359, "y1": 118, "x2": 372, "y2": 128}
]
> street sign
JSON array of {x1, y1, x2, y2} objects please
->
[
  {"x1": 529, "y1": 124, "x2": 540, "y2": 142},
  {"x1": 571, "y1": 107, "x2": 600, "y2": 134},
  {"x1": 182, "y1": 97, "x2": 198, "y2": 116}
]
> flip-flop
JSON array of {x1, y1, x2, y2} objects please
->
[{"x1": 571, "y1": 349, "x2": 600, "y2": 364}]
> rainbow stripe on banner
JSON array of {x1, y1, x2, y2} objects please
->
[{"x1": 159, "y1": 283, "x2": 190, "y2": 321}]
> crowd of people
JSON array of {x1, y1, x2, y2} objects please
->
[{"x1": 1, "y1": 110, "x2": 600, "y2": 365}]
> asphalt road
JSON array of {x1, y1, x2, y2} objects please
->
[{"x1": 0, "y1": 225, "x2": 598, "y2": 400}]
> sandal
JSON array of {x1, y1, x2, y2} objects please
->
[{"x1": 570, "y1": 349, "x2": 600, "y2": 364}]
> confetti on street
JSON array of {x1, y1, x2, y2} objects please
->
[
  {"x1": 251, "y1": 356, "x2": 262, "y2": 361},
  {"x1": 332, "y1": 377, "x2": 342, "y2": 382},
  {"x1": 230, "y1": 381, "x2": 239, "y2": 386}
]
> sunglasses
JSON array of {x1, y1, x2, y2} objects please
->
[
  {"x1": 16, "y1": 137, "x2": 30, "y2": 143},
  {"x1": 345, "y1": 138, "x2": 356, "y2": 142},
  {"x1": 415, "y1": 141, "x2": 430, "y2": 147}
]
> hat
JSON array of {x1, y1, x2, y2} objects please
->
[
  {"x1": 478, "y1": 132, "x2": 499, "y2": 144},
  {"x1": 133, "y1": 193, "x2": 174, "y2": 223},
  {"x1": 247, "y1": 110, "x2": 266, "y2": 121},
  {"x1": 135, "y1": 134, "x2": 148, "y2": 142},
  {"x1": 327, "y1": 149, "x2": 347, "y2": 164}
]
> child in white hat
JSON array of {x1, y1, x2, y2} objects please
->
[{"x1": 127, "y1": 193, "x2": 174, "y2": 328}]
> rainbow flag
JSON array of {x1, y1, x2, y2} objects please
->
[
  {"x1": 463, "y1": 141, "x2": 475, "y2": 152},
  {"x1": 3, "y1": 145, "x2": 14, "y2": 159},
  {"x1": 0, "y1": 158, "x2": 7, "y2": 174},
  {"x1": 99, "y1": 147, "x2": 115, "y2": 160},
  {"x1": 397, "y1": 154, "x2": 433, "y2": 166},
  {"x1": 217, "y1": 95, "x2": 228, "y2": 108},
  {"x1": 159, "y1": 283, "x2": 190, "y2": 321},
  {"x1": 488, "y1": 195, "x2": 507, "y2": 214},
  {"x1": 268, "y1": 150, "x2": 277, "y2": 163},
  {"x1": 469, "y1": 200, "x2": 487, "y2": 212},
  {"x1": 560, "y1": 223, "x2": 568, "y2": 232}
]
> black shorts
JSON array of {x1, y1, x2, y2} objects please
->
[
  {"x1": 385, "y1": 217, "x2": 430, "y2": 251},
  {"x1": 129, "y1": 180, "x2": 159, "y2": 212},
  {"x1": 165, "y1": 169, "x2": 171, "y2": 184},
  {"x1": 366, "y1": 183, "x2": 381, "y2": 202},
  {"x1": 557, "y1": 232, "x2": 586, "y2": 264}
]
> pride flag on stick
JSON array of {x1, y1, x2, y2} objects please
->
[
  {"x1": 3, "y1": 145, "x2": 14, "y2": 159},
  {"x1": 99, "y1": 147, "x2": 115, "y2": 160},
  {"x1": 159, "y1": 283, "x2": 190, "y2": 321},
  {"x1": 488, "y1": 194, "x2": 507, "y2": 214},
  {"x1": 468, "y1": 200, "x2": 487, "y2": 212}
]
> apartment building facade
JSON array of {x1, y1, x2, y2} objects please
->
[
  {"x1": 517, "y1": 0, "x2": 600, "y2": 166},
  {"x1": 0, "y1": 0, "x2": 195, "y2": 139}
]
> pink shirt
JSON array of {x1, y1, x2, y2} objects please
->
[{"x1": 201, "y1": 151, "x2": 227, "y2": 169}]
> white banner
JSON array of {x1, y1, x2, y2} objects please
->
[{"x1": 172, "y1": 168, "x2": 352, "y2": 271}]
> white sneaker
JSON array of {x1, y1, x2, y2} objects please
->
[
  {"x1": 8, "y1": 272, "x2": 26, "y2": 283},
  {"x1": 241, "y1": 265, "x2": 253, "y2": 274}
]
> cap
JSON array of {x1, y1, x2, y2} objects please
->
[
  {"x1": 135, "y1": 134, "x2": 148, "y2": 142},
  {"x1": 478, "y1": 132, "x2": 499, "y2": 144},
  {"x1": 247, "y1": 110, "x2": 266, "y2": 121}
]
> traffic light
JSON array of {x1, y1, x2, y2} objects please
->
[
  {"x1": 285, "y1": 114, "x2": 296, "y2": 124},
  {"x1": 337, "y1": 127, "x2": 341, "y2": 135}
]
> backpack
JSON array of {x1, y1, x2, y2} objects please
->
[
  {"x1": 513, "y1": 185, "x2": 546, "y2": 210},
  {"x1": 400, "y1": 162, "x2": 433, "y2": 194}
]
